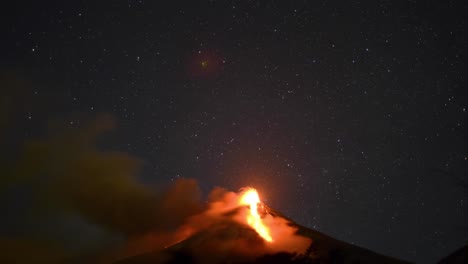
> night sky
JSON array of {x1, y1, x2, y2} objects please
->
[{"x1": 1, "y1": 1, "x2": 467, "y2": 263}]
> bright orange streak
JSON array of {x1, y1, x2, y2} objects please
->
[{"x1": 239, "y1": 188, "x2": 273, "y2": 242}]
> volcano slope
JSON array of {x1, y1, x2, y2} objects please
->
[{"x1": 114, "y1": 204, "x2": 411, "y2": 264}]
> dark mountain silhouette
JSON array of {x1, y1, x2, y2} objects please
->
[
  {"x1": 114, "y1": 204, "x2": 412, "y2": 264},
  {"x1": 437, "y1": 244, "x2": 468, "y2": 264}
]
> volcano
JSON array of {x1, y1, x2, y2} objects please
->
[
  {"x1": 113, "y1": 188, "x2": 411, "y2": 264},
  {"x1": 115, "y1": 210, "x2": 410, "y2": 264}
]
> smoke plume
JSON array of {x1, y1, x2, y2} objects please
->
[
  {"x1": 0, "y1": 75, "x2": 310, "y2": 263},
  {"x1": 0, "y1": 111, "x2": 205, "y2": 262}
]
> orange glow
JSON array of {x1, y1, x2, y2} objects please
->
[{"x1": 238, "y1": 188, "x2": 273, "y2": 242}]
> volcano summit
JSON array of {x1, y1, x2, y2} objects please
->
[{"x1": 114, "y1": 188, "x2": 411, "y2": 264}]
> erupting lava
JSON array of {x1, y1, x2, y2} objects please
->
[{"x1": 238, "y1": 188, "x2": 273, "y2": 242}]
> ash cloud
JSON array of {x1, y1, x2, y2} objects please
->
[
  {"x1": 0, "y1": 90, "x2": 204, "y2": 262},
  {"x1": 0, "y1": 113, "x2": 310, "y2": 262},
  {"x1": 2, "y1": 114, "x2": 202, "y2": 235},
  {"x1": 0, "y1": 74, "x2": 310, "y2": 263}
]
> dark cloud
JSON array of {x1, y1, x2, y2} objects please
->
[{"x1": 0, "y1": 109, "x2": 204, "y2": 262}]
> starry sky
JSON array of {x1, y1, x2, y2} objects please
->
[{"x1": 1, "y1": 1, "x2": 467, "y2": 263}]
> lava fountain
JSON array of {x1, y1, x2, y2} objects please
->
[{"x1": 238, "y1": 188, "x2": 273, "y2": 242}]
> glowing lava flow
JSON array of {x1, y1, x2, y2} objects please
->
[{"x1": 239, "y1": 188, "x2": 273, "y2": 242}]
